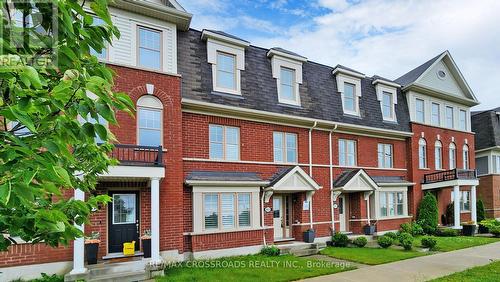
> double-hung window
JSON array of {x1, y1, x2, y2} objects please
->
[
  {"x1": 279, "y1": 67, "x2": 298, "y2": 104},
  {"x1": 137, "y1": 96, "x2": 163, "y2": 147},
  {"x1": 415, "y1": 99, "x2": 425, "y2": 123},
  {"x1": 216, "y1": 52, "x2": 237, "y2": 91},
  {"x1": 339, "y1": 139, "x2": 357, "y2": 166},
  {"x1": 379, "y1": 192, "x2": 404, "y2": 217},
  {"x1": 343, "y1": 83, "x2": 356, "y2": 113},
  {"x1": 273, "y1": 132, "x2": 297, "y2": 163},
  {"x1": 381, "y1": 92, "x2": 394, "y2": 120},
  {"x1": 449, "y1": 143, "x2": 457, "y2": 169},
  {"x1": 209, "y1": 125, "x2": 240, "y2": 160},
  {"x1": 431, "y1": 103, "x2": 440, "y2": 126},
  {"x1": 377, "y1": 144, "x2": 393, "y2": 168},
  {"x1": 446, "y1": 106, "x2": 454, "y2": 128},
  {"x1": 138, "y1": 26, "x2": 162, "y2": 70},
  {"x1": 418, "y1": 138, "x2": 427, "y2": 169},
  {"x1": 459, "y1": 110, "x2": 467, "y2": 131},
  {"x1": 90, "y1": 16, "x2": 107, "y2": 59},
  {"x1": 463, "y1": 145, "x2": 469, "y2": 169},
  {"x1": 203, "y1": 193, "x2": 251, "y2": 230},
  {"x1": 451, "y1": 191, "x2": 470, "y2": 211},
  {"x1": 435, "y1": 141, "x2": 443, "y2": 170}
]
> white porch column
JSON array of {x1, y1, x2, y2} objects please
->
[
  {"x1": 453, "y1": 185, "x2": 461, "y2": 229},
  {"x1": 70, "y1": 189, "x2": 87, "y2": 275},
  {"x1": 471, "y1": 185, "x2": 477, "y2": 224},
  {"x1": 151, "y1": 177, "x2": 161, "y2": 263}
]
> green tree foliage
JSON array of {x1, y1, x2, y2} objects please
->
[
  {"x1": 417, "y1": 193, "x2": 439, "y2": 234},
  {"x1": 477, "y1": 199, "x2": 486, "y2": 223},
  {"x1": 0, "y1": 0, "x2": 134, "y2": 251}
]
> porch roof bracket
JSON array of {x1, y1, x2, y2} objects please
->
[{"x1": 332, "y1": 191, "x2": 342, "y2": 201}]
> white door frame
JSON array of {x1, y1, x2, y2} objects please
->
[
  {"x1": 273, "y1": 195, "x2": 283, "y2": 239},
  {"x1": 339, "y1": 194, "x2": 348, "y2": 232}
]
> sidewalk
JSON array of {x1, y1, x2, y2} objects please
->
[{"x1": 303, "y1": 242, "x2": 500, "y2": 282}]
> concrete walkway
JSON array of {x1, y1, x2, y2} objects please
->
[{"x1": 303, "y1": 242, "x2": 500, "y2": 282}]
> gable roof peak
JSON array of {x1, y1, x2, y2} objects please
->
[{"x1": 394, "y1": 51, "x2": 446, "y2": 87}]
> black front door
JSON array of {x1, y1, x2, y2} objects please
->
[{"x1": 108, "y1": 191, "x2": 140, "y2": 253}]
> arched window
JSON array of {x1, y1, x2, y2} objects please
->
[
  {"x1": 435, "y1": 141, "x2": 443, "y2": 170},
  {"x1": 419, "y1": 138, "x2": 427, "y2": 169},
  {"x1": 449, "y1": 143, "x2": 457, "y2": 169},
  {"x1": 137, "y1": 95, "x2": 163, "y2": 147},
  {"x1": 463, "y1": 144, "x2": 469, "y2": 169}
]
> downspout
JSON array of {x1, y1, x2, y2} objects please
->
[
  {"x1": 308, "y1": 121, "x2": 318, "y2": 230},
  {"x1": 261, "y1": 189, "x2": 267, "y2": 246},
  {"x1": 329, "y1": 124, "x2": 338, "y2": 233}
]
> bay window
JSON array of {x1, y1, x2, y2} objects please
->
[
  {"x1": 379, "y1": 191, "x2": 404, "y2": 217},
  {"x1": 203, "y1": 193, "x2": 252, "y2": 230},
  {"x1": 339, "y1": 139, "x2": 357, "y2": 166}
]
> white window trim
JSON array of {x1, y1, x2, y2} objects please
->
[
  {"x1": 374, "y1": 188, "x2": 408, "y2": 219},
  {"x1": 137, "y1": 95, "x2": 164, "y2": 147},
  {"x1": 431, "y1": 102, "x2": 441, "y2": 126},
  {"x1": 375, "y1": 84, "x2": 398, "y2": 122},
  {"x1": 339, "y1": 139, "x2": 357, "y2": 167},
  {"x1": 459, "y1": 109, "x2": 468, "y2": 131},
  {"x1": 336, "y1": 74, "x2": 362, "y2": 116},
  {"x1": 270, "y1": 55, "x2": 303, "y2": 106},
  {"x1": 209, "y1": 124, "x2": 240, "y2": 161},
  {"x1": 419, "y1": 138, "x2": 427, "y2": 169},
  {"x1": 378, "y1": 143, "x2": 393, "y2": 168},
  {"x1": 415, "y1": 98, "x2": 426, "y2": 123},
  {"x1": 136, "y1": 25, "x2": 163, "y2": 71},
  {"x1": 463, "y1": 145, "x2": 469, "y2": 169},
  {"x1": 192, "y1": 186, "x2": 261, "y2": 234},
  {"x1": 435, "y1": 141, "x2": 443, "y2": 170},
  {"x1": 206, "y1": 39, "x2": 245, "y2": 95},
  {"x1": 273, "y1": 131, "x2": 298, "y2": 164},
  {"x1": 449, "y1": 143, "x2": 457, "y2": 169}
]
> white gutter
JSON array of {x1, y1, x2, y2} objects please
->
[{"x1": 329, "y1": 124, "x2": 338, "y2": 233}]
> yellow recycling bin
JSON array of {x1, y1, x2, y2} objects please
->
[{"x1": 123, "y1": 241, "x2": 135, "y2": 255}]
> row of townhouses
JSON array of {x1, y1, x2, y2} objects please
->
[{"x1": 1, "y1": 0, "x2": 486, "y2": 280}]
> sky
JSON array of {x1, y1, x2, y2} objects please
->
[{"x1": 178, "y1": 0, "x2": 500, "y2": 111}]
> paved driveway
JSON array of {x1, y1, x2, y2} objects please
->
[{"x1": 303, "y1": 241, "x2": 500, "y2": 282}]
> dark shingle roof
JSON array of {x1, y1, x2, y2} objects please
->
[
  {"x1": 334, "y1": 64, "x2": 365, "y2": 75},
  {"x1": 332, "y1": 169, "x2": 362, "y2": 187},
  {"x1": 372, "y1": 75, "x2": 398, "y2": 84},
  {"x1": 203, "y1": 29, "x2": 249, "y2": 43},
  {"x1": 177, "y1": 29, "x2": 411, "y2": 132},
  {"x1": 472, "y1": 108, "x2": 500, "y2": 150},
  {"x1": 395, "y1": 52, "x2": 444, "y2": 87},
  {"x1": 186, "y1": 171, "x2": 263, "y2": 182},
  {"x1": 371, "y1": 176, "x2": 412, "y2": 184},
  {"x1": 267, "y1": 167, "x2": 295, "y2": 186}
]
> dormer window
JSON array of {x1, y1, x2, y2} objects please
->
[
  {"x1": 373, "y1": 78, "x2": 399, "y2": 122},
  {"x1": 333, "y1": 66, "x2": 364, "y2": 116},
  {"x1": 216, "y1": 52, "x2": 236, "y2": 91},
  {"x1": 268, "y1": 48, "x2": 306, "y2": 106},
  {"x1": 201, "y1": 30, "x2": 249, "y2": 96}
]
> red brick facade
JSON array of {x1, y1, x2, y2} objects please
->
[{"x1": 477, "y1": 175, "x2": 500, "y2": 218}]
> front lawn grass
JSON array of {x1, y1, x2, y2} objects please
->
[
  {"x1": 414, "y1": 236, "x2": 500, "y2": 252},
  {"x1": 430, "y1": 260, "x2": 500, "y2": 282},
  {"x1": 320, "y1": 247, "x2": 427, "y2": 265},
  {"x1": 158, "y1": 254, "x2": 354, "y2": 282}
]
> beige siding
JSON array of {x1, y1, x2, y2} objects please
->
[{"x1": 419, "y1": 61, "x2": 465, "y2": 98}]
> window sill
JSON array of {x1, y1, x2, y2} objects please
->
[
  {"x1": 277, "y1": 102, "x2": 302, "y2": 109},
  {"x1": 343, "y1": 113, "x2": 362, "y2": 119},
  {"x1": 419, "y1": 168, "x2": 431, "y2": 170},
  {"x1": 376, "y1": 215, "x2": 412, "y2": 221},
  {"x1": 211, "y1": 91, "x2": 244, "y2": 99},
  {"x1": 184, "y1": 227, "x2": 265, "y2": 236},
  {"x1": 382, "y1": 119, "x2": 398, "y2": 124}
]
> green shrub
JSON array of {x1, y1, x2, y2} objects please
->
[
  {"x1": 490, "y1": 226, "x2": 500, "y2": 238},
  {"x1": 477, "y1": 199, "x2": 486, "y2": 223},
  {"x1": 332, "y1": 232, "x2": 350, "y2": 247},
  {"x1": 260, "y1": 245, "x2": 280, "y2": 256},
  {"x1": 377, "y1": 235, "x2": 393, "y2": 248},
  {"x1": 400, "y1": 222, "x2": 425, "y2": 236},
  {"x1": 384, "y1": 231, "x2": 398, "y2": 240},
  {"x1": 417, "y1": 193, "x2": 439, "y2": 234},
  {"x1": 481, "y1": 219, "x2": 500, "y2": 237},
  {"x1": 421, "y1": 237, "x2": 437, "y2": 250},
  {"x1": 353, "y1": 236, "x2": 368, "y2": 247},
  {"x1": 31, "y1": 273, "x2": 64, "y2": 282},
  {"x1": 435, "y1": 228, "x2": 459, "y2": 237},
  {"x1": 398, "y1": 232, "x2": 413, "y2": 250}
]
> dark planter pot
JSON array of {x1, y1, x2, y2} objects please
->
[
  {"x1": 303, "y1": 230, "x2": 315, "y2": 243},
  {"x1": 326, "y1": 241, "x2": 333, "y2": 247},
  {"x1": 462, "y1": 225, "x2": 476, "y2": 236},
  {"x1": 85, "y1": 243, "x2": 99, "y2": 265},
  {"x1": 364, "y1": 225, "x2": 376, "y2": 235},
  {"x1": 142, "y1": 239, "x2": 151, "y2": 258},
  {"x1": 478, "y1": 225, "x2": 489, "y2": 234}
]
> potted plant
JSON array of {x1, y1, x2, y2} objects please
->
[
  {"x1": 462, "y1": 221, "x2": 476, "y2": 236},
  {"x1": 363, "y1": 223, "x2": 376, "y2": 235},
  {"x1": 85, "y1": 231, "x2": 100, "y2": 265},
  {"x1": 141, "y1": 229, "x2": 151, "y2": 258},
  {"x1": 303, "y1": 229, "x2": 315, "y2": 243}
]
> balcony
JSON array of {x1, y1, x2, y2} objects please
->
[
  {"x1": 423, "y1": 169, "x2": 477, "y2": 185},
  {"x1": 109, "y1": 144, "x2": 163, "y2": 167}
]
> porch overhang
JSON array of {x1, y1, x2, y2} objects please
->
[
  {"x1": 263, "y1": 166, "x2": 322, "y2": 202},
  {"x1": 185, "y1": 171, "x2": 269, "y2": 187},
  {"x1": 331, "y1": 169, "x2": 379, "y2": 193},
  {"x1": 422, "y1": 179, "x2": 479, "y2": 190},
  {"x1": 99, "y1": 166, "x2": 165, "y2": 181}
]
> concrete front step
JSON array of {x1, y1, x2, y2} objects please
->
[
  {"x1": 88, "y1": 270, "x2": 148, "y2": 282},
  {"x1": 277, "y1": 242, "x2": 320, "y2": 256}
]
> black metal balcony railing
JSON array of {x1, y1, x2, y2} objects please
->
[
  {"x1": 423, "y1": 169, "x2": 477, "y2": 184},
  {"x1": 110, "y1": 144, "x2": 163, "y2": 167}
]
